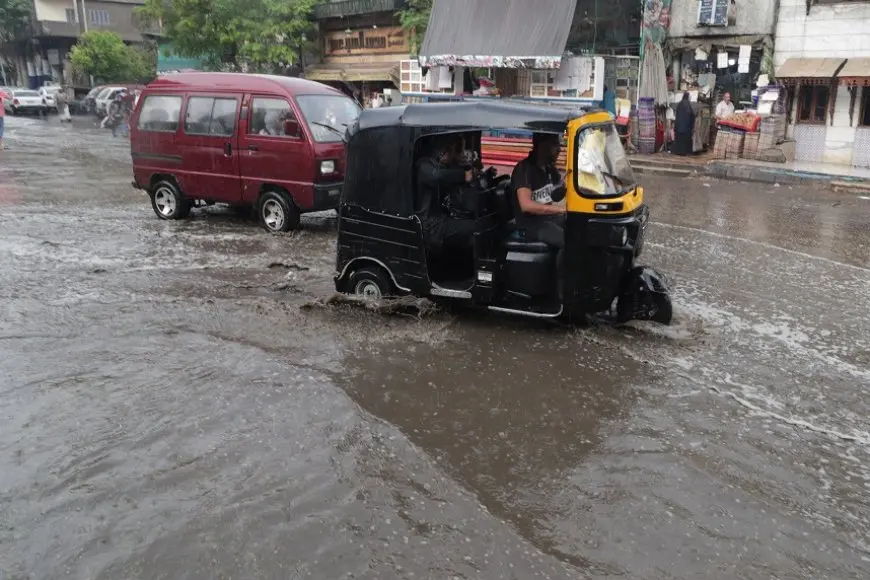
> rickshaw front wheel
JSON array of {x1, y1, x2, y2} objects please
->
[
  {"x1": 349, "y1": 267, "x2": 393, "y2": 300},
  {"x1": 616, "y1": 290, "x2": 673, "y2": 325}
]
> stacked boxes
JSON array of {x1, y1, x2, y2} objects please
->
[
  {"x1": 742, "y1": 132, "x2": 760, "y2": 160},
  {"x1": 758, "y1": 114, "x2": 786, "y2": 151},
  {"x1": 725, "y1": 131, "x2": 745, "y2": 159},
  {"x1": 713, "y1": 129, "x2": 729, "y2": 159}
]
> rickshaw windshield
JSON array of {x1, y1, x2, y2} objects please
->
[{"x1": 574, "y1": 123, "x2": 636, "y2": 195}]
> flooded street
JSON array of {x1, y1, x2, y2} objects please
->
[{"x1": 1, "y1": 115, "x2": 869, "y2": 579}]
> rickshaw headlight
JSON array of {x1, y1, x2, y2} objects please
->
[
  {"x1": 320, "y1": 160, "x2": 335, "y2": 175},
  {"x1": 612, "y1": 226, "x2": 628, "y2": 246}
]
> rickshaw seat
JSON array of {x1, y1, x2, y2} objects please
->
[{"x1": 503, "y1": 239, "x2": 551, "y2": 253}]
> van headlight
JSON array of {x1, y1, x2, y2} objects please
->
[{"x1": 320, "y1": 160, "x2": 335, "y2": 175}]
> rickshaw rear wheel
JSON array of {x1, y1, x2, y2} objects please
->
[{"x1": 349, "y1": 267, "x2": 393, "y2": 299}]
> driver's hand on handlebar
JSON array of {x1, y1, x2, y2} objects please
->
[{"x1": 464, "y1": 169, "x2": 473, "y2": 183}]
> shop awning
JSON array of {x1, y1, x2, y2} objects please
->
[
  {"x1": 776, "y1": 57, "x2": 846, "y2": 83},
  {"x1": 305, "y1": 63, "x2": 399, "y2": 84},
  {"x1": 838, "y1": 57, "x2": 870, "y2": 86},
  {"x1": 418, "y1": 0, "x2": 578, "y2": 69}
]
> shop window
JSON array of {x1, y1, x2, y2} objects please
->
[
  {"x1": 65, "y1": 9, "x2": 76, "y2": 23},
  {"x1": 530, "y1": 71, "x2": 555, "y2": 97},
  {"x1": 797, "y1": 85, "x2": 830, "y2": 124}
]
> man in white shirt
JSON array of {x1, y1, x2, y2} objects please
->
[{"x1": 715, "y1": 92, "x2": 735, "y2": 119}]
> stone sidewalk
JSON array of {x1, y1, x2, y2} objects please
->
[{"x1": 630, "y1": 153, "x2": 870, "y2": 193}]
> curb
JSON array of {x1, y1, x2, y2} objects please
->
[{"x1": 631, "y1": 158, "x2": 870, "y2": 190}]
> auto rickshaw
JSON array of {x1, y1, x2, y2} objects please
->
[{"x1": 334, "y1": 100, "x2": 672, "y2": 325}]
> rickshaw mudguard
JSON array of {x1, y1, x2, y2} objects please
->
[
  {"x1": 616, "y1": 266, "x2": 674, "y2": 325},
  {"x1": 562, "y1": 205, "x2": 646, "y2": 315}
]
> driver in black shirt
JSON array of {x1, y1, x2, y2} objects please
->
[{"x1": 510, "y1": 133, "x2": 567, "y2": 249}]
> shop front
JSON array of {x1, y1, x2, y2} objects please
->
[
  {"x1": 775, "y1": 57, "x2": 846, "y2": 164},
  {"x1": 305, "y1": 0, "x2": 410, "y2": 106},
  {"x1": 837, "y1": 58, "x2": 870, "y2": 168},
  {"x1": 667, "y1": 35, "x2": 771, "y2": 151},
  {"x1": 411, "y1": 0, "x2": 606, "y2": 104}
]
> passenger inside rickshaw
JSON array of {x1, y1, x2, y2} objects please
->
[{"x1": 413, "y1": 133, "x2": 481, "y2": 280}]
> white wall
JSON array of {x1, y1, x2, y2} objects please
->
[
  {"x1": 775, "y1": 0, "x2": 870, "y2": 165},
  {"x1": 775, "y1": 0, "x2": 870, "y2": 66},
  {"x1": 669, "y1": 0, "x2": 777, "y2": 38},
  {"x1": 34, "y1": 0, "x2": 76, "y2": 22}
]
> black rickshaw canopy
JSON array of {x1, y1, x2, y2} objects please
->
[
  {"x1": 342, "y1": 101, "x2": 593, "y2": 217},
  {"x1": 352, "y1": 100, "x2": 588, "y2": 134}
]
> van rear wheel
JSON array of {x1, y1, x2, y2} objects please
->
[
  {"x1": 259, "y1": 190, "x2": 300, "y2": 233},
  {"x1": 150, "y1": 180, "x2": 190, "y2": 220}
]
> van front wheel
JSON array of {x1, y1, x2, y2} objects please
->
[
  {"x1": 150, "y1": 180, "x2": 190, "y2": 220},
  {"x1": 259, "y1": 190, "x2": 300, "y2": 233}
]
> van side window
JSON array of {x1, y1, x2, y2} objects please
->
[
  {"x1": 184, "y1": 96, "x2": 238, "y2": 136},
  {"x1": 137, "y1": 95, "x2": 182, "y2": 132},
  {"x1": 250, "y1": 98, "x2": 296, "y2": 137}
]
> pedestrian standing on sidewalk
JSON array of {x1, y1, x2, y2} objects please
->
[
  {"x1": 0, "y1": 88, "x2": 7, "y2": 150},
  {"x1": 672, "y1": 92, "x2": 695, "y2": 156}
]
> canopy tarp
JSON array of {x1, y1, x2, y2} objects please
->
[
  {"x1": 838, "y1": 57, "x2": 870, "y2": 86},
  {"x1": 776, "y1": 58, "x2": 846, "y2": 79},
  {"x1": 418, "y1": 0, "x2": 577, "y2": 69}
]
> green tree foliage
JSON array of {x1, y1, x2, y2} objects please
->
[
  {"x1": 397, "y1": 0, "x2": 432, "y2": 55},
  {"x1": 70, "y1": 31, "x2": 156, "y2": 83},
  {"x1": 0, "y1": 0, "x2": 33, "y2": 43},
  {"x1": 137, "y1": 0, "x2": 318, "y2": 72}
]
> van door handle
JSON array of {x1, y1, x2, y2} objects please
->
[
  {"x1": 247, "y1": 145, "x2": 258, "y2": 151},
  {"x1": 224, "y1": 143, "x2": 232, "y2": 156}
]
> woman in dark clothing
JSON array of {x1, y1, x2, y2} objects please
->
[{"x1": 672, "y1": 92, "x2": 695, "y2": 156}]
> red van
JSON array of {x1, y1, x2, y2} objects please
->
[{"x1": 130, "y1": 73, "x2": 360, "y2": 232}]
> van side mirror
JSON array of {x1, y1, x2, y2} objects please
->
[{"x1": 284, "y1": 118, "x2": 300, "y2": 137}]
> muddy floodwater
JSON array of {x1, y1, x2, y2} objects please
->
[{"x1": 1, "y1": 116, "x2": 869, "y2": 579}]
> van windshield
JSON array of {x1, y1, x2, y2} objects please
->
[{"x1": 296, "y1": 95, "x2": 361, "y2": 143}]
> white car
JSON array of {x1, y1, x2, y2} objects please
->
[
  {"x1": 3, "y1": 89, "x2": 48, "y2": 115},
  {"x1": 95, "y1": 86, "x2": 126, "y2": 117}
]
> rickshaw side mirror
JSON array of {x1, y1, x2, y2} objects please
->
[{"x1": 284, "y1": 118, "x2": 300, "y2": 137}]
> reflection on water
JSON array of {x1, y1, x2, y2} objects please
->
[{"x1": 338, "y1": 321, "x2": 643, "y2": 572}]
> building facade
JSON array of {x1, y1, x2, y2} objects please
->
[
  {"x1": 305, "y1": 0, "x2": 412, "y2": 105},
  {"x1": 667, "y1": 0, "x2": 777, "y2": 104},
  {"x1": 774, "y1": 0, "x2": 870, "y2": 166},
  {"x1": 4, "y1": 0, "x2": 153, "y2": 88}
]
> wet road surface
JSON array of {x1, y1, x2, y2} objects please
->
[{"x1": 1, "y1": 115, "x2": 869, "y2": 579}]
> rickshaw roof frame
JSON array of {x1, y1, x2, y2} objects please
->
[
  {"x1": 350, "y1": 100, "x2": 599, "y2": 137},
  {"x1": 341, "y1": 101, "x2": 610, "y2": 219}
]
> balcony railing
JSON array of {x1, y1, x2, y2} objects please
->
[{"x1": 34, "y1": 20, "x2": 81, "y2": 38}]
